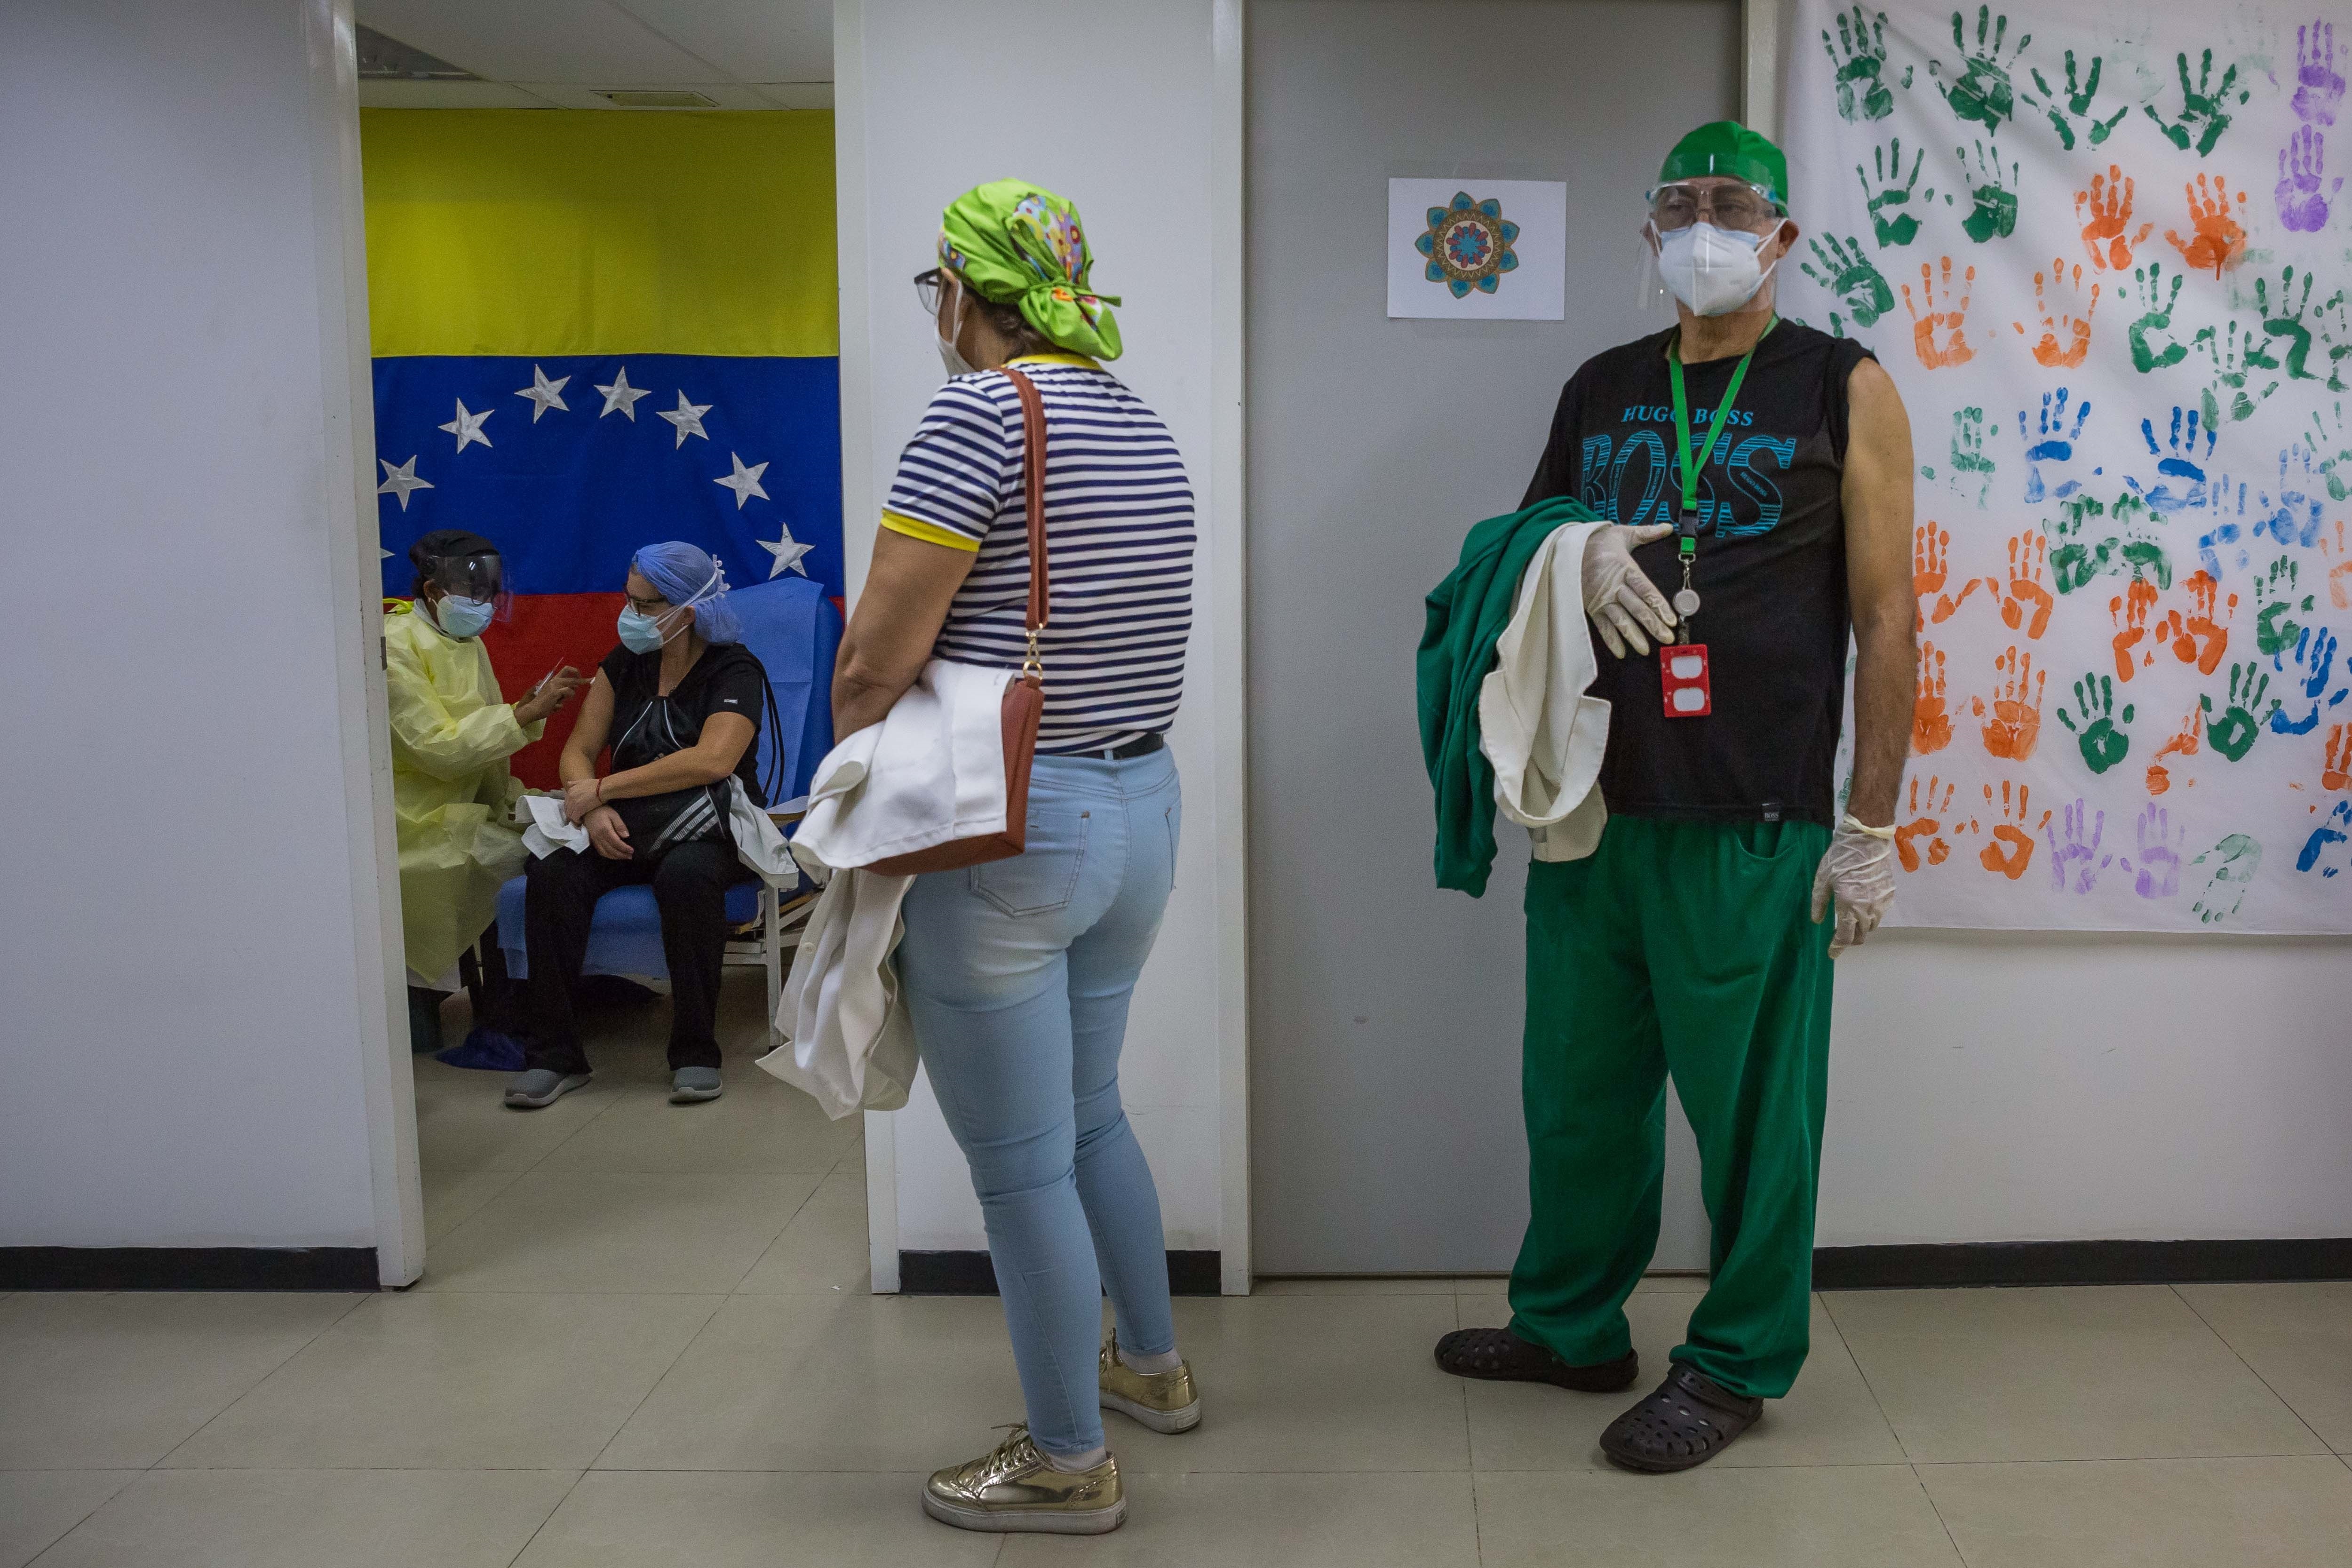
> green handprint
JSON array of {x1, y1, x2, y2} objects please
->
[
  {"x1": 2190, "y1": 832, "x2": 2262, "y2": 924},
  {"x1": 2308, "y1": 404, "x2": 2352, "y2": 501},
  {"x1": 2143, "y1": 49, "x2": 2248, "y2": 158},
  {"x1": 1800, "y1": 234, "x2": 1896, "y2": 327},
  {"x1": 1949, "y1": 407, "x2": 1995, "y2": 502},
  {"x1": 2026, "y1": 50, "x2": 2127, "y2": 150},
  {"x1": 2120, "y1": 262, "x2": 2188, "y2": 373},
  {"x1": 1821, "y1": 6, "x2": 1912, "y2": 123},
  {"x1": 2057, "y1": 671, "x2": 2134, "y2": 773},
  {"x1": 2253, "y1": 555, "x2": 2311, "y2": 655},
  {"x1": 1959, "y1": 139, "x2": 2019, "y2": 243},
  {"x1": 2112, "y1": 491, "x2": 2172, "y2": 589},
  {"x1": 2194, "y1": 319, "x2": 2283, "y2": 425},
  {"x1": 1932, "y1": 6, "x2": 2029, "y2": 131},
  {"x1": 1857, "y1": 138, "x2": 1931, "y2": 247},
  {"x1": 2046, "y1": 493, "x2": 2118, "y2": 594},
  {"x1": 2254, "y1": 267, "x2": 2320, "y2": 383},
  {"x1": 2199, "y1": 661, "x2": 2273, "y2": 761}
]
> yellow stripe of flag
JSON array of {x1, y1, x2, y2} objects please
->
[{"x1": 360, "y1": 109, "x2": 836, "y2": 359}]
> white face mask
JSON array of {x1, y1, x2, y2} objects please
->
[
  {"x1": 1653, "y1": 220, "x2": 1784, "y2": 318},
  {"x1": 937, "y1": 273, "x2": 977, "y2": 377}
]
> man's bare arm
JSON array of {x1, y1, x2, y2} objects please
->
[{"x1": 1842, "y1": 356, "x2": 1917, "y2": 828}]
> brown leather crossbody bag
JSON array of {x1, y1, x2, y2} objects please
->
[{"x1": 865, "y1": 365, "x2": 1049, "y2": 876}]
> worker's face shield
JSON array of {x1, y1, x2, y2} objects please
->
[
  {"x1": 421, "y1": 550, "x2": 513, "y2": 621},
  {"x1": 1645, "y1": 178, "x2": 1782, "y2": 238}
]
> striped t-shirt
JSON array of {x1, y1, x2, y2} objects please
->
[{"x1": 881, "y1": 354, "x2": 1195, "y2": 754}]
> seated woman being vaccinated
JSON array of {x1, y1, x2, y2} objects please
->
[{"x1": 506, "y1": 541, "x2": 771, "y2": 1109}]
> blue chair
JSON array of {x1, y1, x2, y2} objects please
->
[{"x1": 492, "y1": 577, "x2": 842, "y2": 1034}]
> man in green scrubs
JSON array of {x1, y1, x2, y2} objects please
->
[{"x1": 1434, "y1": 122, "x2": 1918, "y2": 1471}]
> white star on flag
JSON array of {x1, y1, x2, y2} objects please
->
[
  {"x1": 595, "y1": 366, "x2": 651, "y2": 420},
  {"x1": 376, "y1": 454, "x2": 434, "y2": 510},
  {"x1": 437, "y1": 398, "x2": 493, "y2": 453},
  {"x1": 758, "y1": 524, "x2": 813, "y2": 577},
  {"x1": 515, "y1": 365, "x2": 570, "y2": 422},
  {"x1": 714, "y1": 452, "x2": 770, "y2": 509},
  {"x1": 657, "y1": 390, "x2": 712, "y2": 448}
]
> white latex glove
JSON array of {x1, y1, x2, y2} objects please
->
[
  {"x1": 1581, "y1": 522, "x2": 1680, "y2": 657},
  {"x1": 1809, "y1": 814, "x2": 1898, "y2": 957}
]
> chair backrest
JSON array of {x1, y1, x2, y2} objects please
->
[{"x1": 725, "y1": 575, "x2": 842, "y2": 805}]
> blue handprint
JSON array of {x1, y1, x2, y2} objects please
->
[
  {"x1": 2296, "y1": 799, "x2": 2352, "y2": 876},
  {"x1": 2019, "y1": 388, "x2": 2092, "y2": 502},
  {"x1": 2255, "y1": 446, "x2": 2326, "y2": 548},
  {"x1": 2126, "y1": 406, "x2": 2216, "y2": 514},
  {"x1": 2196, "y1": 471, "x2": 2253, "y2": 579},
  {"x1": 2268, "y1": 624, "x2": 2347, "y2": 734}
]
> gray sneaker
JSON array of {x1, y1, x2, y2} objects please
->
[
  {"x1": 504, "y1": 1068, "x2": 591, "y2": 1109},
  {"x1": 669, "y1": 1067, "x2": 724, "y2": 1104}
]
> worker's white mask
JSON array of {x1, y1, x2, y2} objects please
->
[{"x1": 1653, "y1": 220, "x2": 1784, "y2": 318}]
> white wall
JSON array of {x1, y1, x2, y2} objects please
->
[
  {"x1": 0, "y1": 1, "x2": 413, "y2": 1268},
  {"x1": 834, "y1": 0, "x2": 1242, "y2": 1284}
]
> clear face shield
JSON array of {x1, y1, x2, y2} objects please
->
[
  {"x1": 1636, "y1": 180, "x2": 1788, "y2": 314},
  {"x1": 420, "y1": 551, "x2": 512, "y2": 621}
]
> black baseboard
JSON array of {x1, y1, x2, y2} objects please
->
[
  {"x1": 1813, "y1": 1238, "x2": 2352, "y2": 1290},
  {"x1": 900, "y1": 1249, "x2": 1223, "y2": 1296},
  {"x1": 0, "y1": 1246, "x2": 379, "y2": 1292}
]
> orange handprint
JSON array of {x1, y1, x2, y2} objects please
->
[
  {"x1": 1913, "y1": 522, "x2": 1981, "y2": 629},
  {"x1": 2326, "y1": 723, "x2": 2352, "y2": 792},
  {"x1": 1990, "y1": 530, "x2": 2054, "y2": 639},
  {"x1": 2012, "y1": 257, "x2": 2099, "y2": 368},
  {"x1": 1974, "y1": 646, "x2": 2048, "y2": 760},
  {"x1": 2147, "y1": 706, "x2": 2201, "y2": 796},
  {"x1": 2323, "y1": 520, "x2": 2352, "y2": 610},
  {"x1": 2153, "y1": 570, "x2": 2236, "y2": 676},
  {"x1": 1914, "y1": 642, "x2": 1955, "y2": 754},
  {"x1": 1978, "y1": 780, "x2": 2049, "y2": 880},
  {"x1": 1896, "y1": 774, "x2": 1958, "y2": 872},
  {"x1": 2109, "y1": 578, "x2": 2159, "y2": 680},
  {"x1": 2164, "y1": 174, "x2": 2248, "y2": 279},
  {"x1": 2075, "y1": 163, "x2": 2152, "y2": 271},
  {"x1": 1903, "y1": 257, "x2": 1977, "y2": 367}
]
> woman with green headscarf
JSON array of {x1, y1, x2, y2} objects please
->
[{"x1": 832, "y1": 180, "x2": 1198, "y2": 1536}]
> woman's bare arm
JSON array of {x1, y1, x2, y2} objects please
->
[{"x1": 832, "y1": 528, "x2": 979, "y2": 736}]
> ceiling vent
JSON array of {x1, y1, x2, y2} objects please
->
[
  {"x1": 595, "y1": 89, "x2": 719, "y2": 109},
  {"x1": 355, "y1": 26, "x2": 476, "y2": 81}
]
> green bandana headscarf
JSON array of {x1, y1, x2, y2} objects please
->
[{"x1": 938, "y1": 179, "x2": 1123, "y2": 361}]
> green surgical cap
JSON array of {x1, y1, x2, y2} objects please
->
[
  {"x1": 938, "y1": 179, "x2": 1123, "y2": 361},
  {"x1": 1658, "y1": 121, "x2": 1789, "y2": 212}
]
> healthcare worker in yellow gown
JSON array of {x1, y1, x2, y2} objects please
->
[{"x1": 388, "y1": 530, "x2": 583, "y2": 1052}]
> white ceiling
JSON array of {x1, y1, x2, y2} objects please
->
[{"x1": 356, "y1": 0, "x2": 833, "y2": 111}]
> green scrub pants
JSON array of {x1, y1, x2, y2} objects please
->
[{"x1": 1507, "y1": 815, "x2": 1834, "y2": 1400}]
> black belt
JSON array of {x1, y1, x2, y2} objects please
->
[{"x1": 1078, "y1": 732, "x2": 1165, "y2": 761}]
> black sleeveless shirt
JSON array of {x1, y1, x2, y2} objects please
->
[{"x1": 1521, "y1": 321, "x2": 1872, "y2": 825}]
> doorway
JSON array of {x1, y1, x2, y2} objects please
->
[{"x1": 1245, "y1": 0, "x2": 1742, "y2": 1273}]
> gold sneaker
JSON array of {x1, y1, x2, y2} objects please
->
[
  {"x1": 921, "y1": 1424, "x2": 1124, "y2": 1535},
  {"x1": 1099, "y1": 1330, "x2": 1201, "y2": 1433}
]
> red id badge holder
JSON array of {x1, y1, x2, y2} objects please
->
[{"x1": 1661, "y1": 643, "x2": 1711, "y2": 717}]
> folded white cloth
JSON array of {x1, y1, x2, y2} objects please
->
[
  {"x1": 1479, "y1": 520, "x2": 1613, "y2": 863},
  {"x1": 519, "y1": 781, "x2": 799, "y2": 885},
  {"x1": 765, "y1": 656, "x2": 1016, "y2": 1119}
]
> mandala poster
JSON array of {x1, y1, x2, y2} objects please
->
[
  {"x1": 1785, "y1": 0, "x2": 2352, "y2": 933},
  {"x1": 1387, "y1": 178, "x2": 1566, "y2": 319}
]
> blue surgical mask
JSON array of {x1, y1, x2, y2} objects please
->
[
  {"x1": 617, "y1": 605, "x2": 673, "y2": 653},
  {"x1": 434, "y1": 595, "x2": 494, "y2": 639}
]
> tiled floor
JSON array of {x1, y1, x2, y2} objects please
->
[{"x1": 7, "y1": 976, "x2": 2352, "y2": 1564}]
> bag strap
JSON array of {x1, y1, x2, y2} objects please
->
[{"x1": 999, "y1": 366, "x2": 1051, "y2": 657}]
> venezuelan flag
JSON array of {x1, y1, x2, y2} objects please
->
[{"x1": 361, "y1": 109, "x2": 840, "y2": 786}]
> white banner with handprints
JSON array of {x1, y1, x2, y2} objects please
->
[{"x1": 1786, "y1": 0, "x2": 2352, "y2": 932}]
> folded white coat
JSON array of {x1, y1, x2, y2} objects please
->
[
  {"x1": 1479, "y1": 520, "x2": 1613, "y2": 862},
  {"x1": 759, "y1": 658, "x2": 1013, "y2": 1119}
]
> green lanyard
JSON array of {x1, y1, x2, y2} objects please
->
[{"x1": 1666, "y1": 316, "x2": 1776, "y2": 565}]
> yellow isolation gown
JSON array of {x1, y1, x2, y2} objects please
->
[{"x1": 384, "y1": 599, "x2": 545, "y2": 985}]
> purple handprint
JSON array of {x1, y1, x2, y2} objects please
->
[
  {"x1": 2298, "y1": 21, "x2": 2344, "y2": 126},
  {"x1": 2045, "y1": 797, "x2": 2112, "y2": 892},
  {"x1": 2279, "y1": 125, "x2": 2342, "y2": 232},
  {"x1": 2122, "y1": 804, "x2": 2185, "y2": 898}
]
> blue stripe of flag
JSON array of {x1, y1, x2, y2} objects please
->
[{"x1": 372, "y1": 354, "x2": 842, "y2": 598}]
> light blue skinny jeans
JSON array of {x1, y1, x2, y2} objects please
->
[{"x1": 896, "y1": 747, "x2": 1182, "y2": 1461}]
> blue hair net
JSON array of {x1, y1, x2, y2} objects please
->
[{"x1": 631, "y1": 541, "x2": 741, "y2": 644}]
